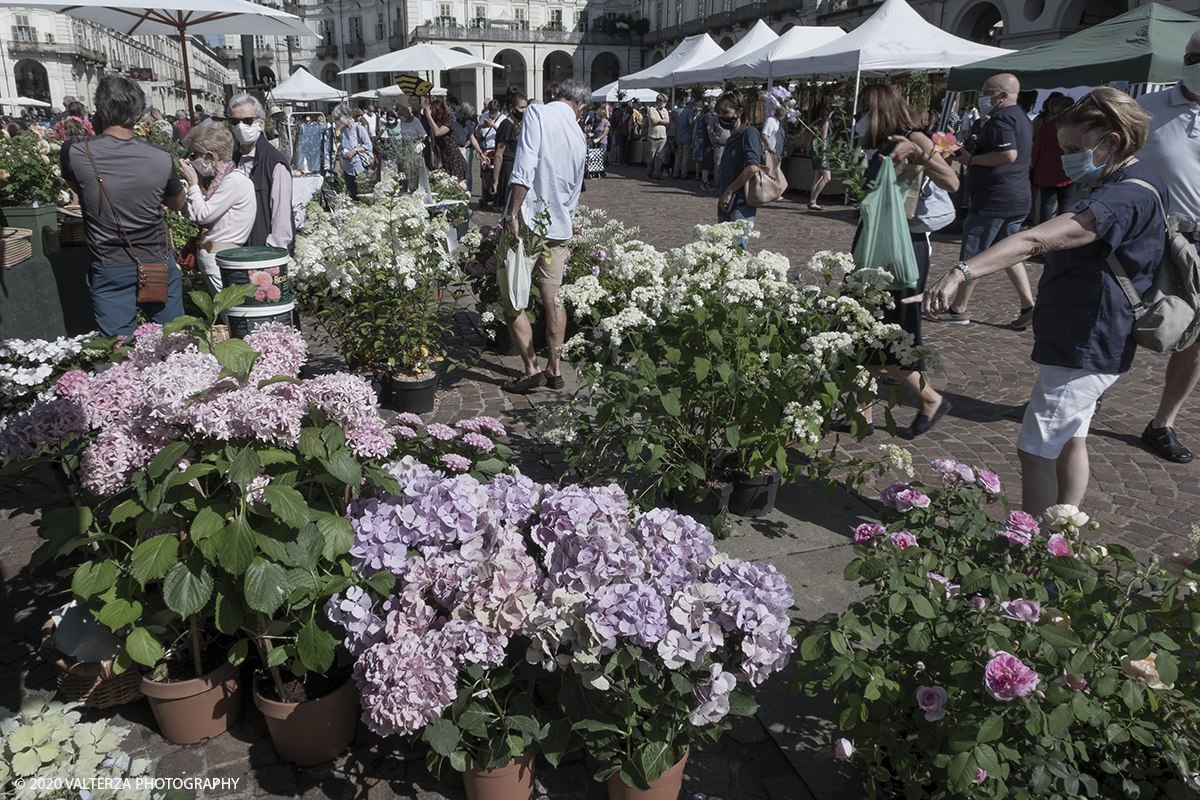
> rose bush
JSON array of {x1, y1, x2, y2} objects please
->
[{"x1": 798, "y1": 458, "x2": 1200, "y2": 799}]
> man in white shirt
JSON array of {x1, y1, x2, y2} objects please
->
[
  {"x1": 1136, "y1": 31, "x2": 1200, "y2": 464},
  {"x1": 500, "y1": 79, "x2": 588, "y2": 394},
  {"x1": 362, "y1": 104, "x2": 378, "y2": 137}
]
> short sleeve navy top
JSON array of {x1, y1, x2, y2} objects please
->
[{"x1": 1031, "y1": 160, "x2": 1168, "y2": 374}]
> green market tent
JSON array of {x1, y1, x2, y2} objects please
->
[{"x1": 947, "y1": 3, "x2": 1200, "y2": 91}]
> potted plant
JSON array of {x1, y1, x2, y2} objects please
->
[
  {"x1": 427, "y1": 169, "x2": 470, "y2": 239},
  {"x1": 798, "y1": 458, "x2": 1200, "y2": 798},
  {"x1": 7, "y1": 287, "x2": 407, "y2": 748},
  {"x1": 0, "y1": 128, "x2": 67, "y2": 260},
  {"x1": 293, "y1": 177, "x2": 461, "y2": 413}
]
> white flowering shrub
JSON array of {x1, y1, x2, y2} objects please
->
[
  {"x1": 0, "y1": 334, "x2": 104, "y2": 419},
  {"x1": 292, "y1": 178, "x2": 460, "y2": 375}
]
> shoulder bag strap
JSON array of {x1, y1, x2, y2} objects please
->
[
  {"x1": 1099, "y1": 176, "x2": 1168, "y2": 319},
  {"x1": 83, "y1": 136, "x2": 143, "y2": 267}
]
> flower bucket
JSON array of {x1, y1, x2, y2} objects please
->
[
  {"x1": 668, "y1": 483, "x2": 732, "y2": 525},
  {"x1": 216, "y1": 246, "x2": 292, "y2": 307},
  {"x1": 389, "y1": 369, "x2": 438, "y2": 414},
  {"x1": 463, "y1": 752, "x2": 536, "y2": 800},
  {"x1": 728, "y1": 470, "x2": 782, "y2": 518},
  {"x1": 253, "y1": 674, "x2": 358, "y2": 766},
  {"x1": 606, "y1": 747, "x2": 688, "y2": 800},
  {"x1": 140, "y1": 660, "x2": 241, "y2": 744},
  {"x1": 226, "y1": 302, "x2": 296, "y2": 339}
]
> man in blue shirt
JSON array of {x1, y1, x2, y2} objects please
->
[{"x1": 672, "y1": 100, "x2": 695, "y2": 179}]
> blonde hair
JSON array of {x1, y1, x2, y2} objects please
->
[
  {"x1": 183, "y1": 121, "x2": 234, "y2": 161},
  {"x1": 1056, "y1": 87, "x2": 1150, "y2": 163}
]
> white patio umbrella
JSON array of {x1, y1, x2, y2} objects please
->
[
  {"x1": 0, "y1": 97, "x2": 52, "y2": 108},
  {"x1": 0, "y1": 0, "x2": 314, "y2": 120},
  {"x1": 270, "y1": 67, "x2": 346, "y2": 103},
  {"x1": 339, "y1": 44, "x2": 495, "y2": 75}
]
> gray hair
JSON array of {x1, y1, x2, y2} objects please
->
[
  {"x1": 458, "y1": 101, "x2": 475, "y2": 117},
  {"x1": 183, "y1": 121, "x2": 235, "y2": 162},
  {"x1": 228, "y1": 92, "x2": 265, "y2": 120},
  {"x1": 94, "y1": 74, "x2": 145, "y2": 128},
  {"x1": 332, "y1": 102, "x2": 352, "y2": 121},
  {"x1": 556, "y1": 79, "x2": 590, "y2": 106}
]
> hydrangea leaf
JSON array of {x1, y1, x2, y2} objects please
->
[
  {"x1": 163, "y1": 561, "x2": 213, "y2": 618},
  {"x1": 296, "y1": 619, "x2": 336, "y2": 673},
  {"x1": 424, "y1": 718, "x2": 461, "y2": 757},
  {"x1": 244, "y1": 559, "x2": 288, "y2": 615},
  {"x1": 125, "y1": 626, "x2": 165, "y2": 667},
  {"x1": 130, "y1": 533, "x2": 179, "y2": 586}
]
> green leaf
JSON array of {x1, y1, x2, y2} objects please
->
[
  {"x1": 1040, "y1": 624, "x2": 1082, "y2": 649},
  {"x1": 109, "y1": 500, "x2": 144, "y2": 526},
  {"x1": 162, "y1": 561, "x2": 213, "y2": 618},
  {"x1": 661, "y1": 388, "x2": 681, "y2": 416},
  {"x1": 130, "y1": 534, "x2": 179, "y2": 586},
  {"x1": 296, "y1": 619, "x2": 336, "y2": 673},
  {"x1": 424, "y1": 719, "x2": 461, "y2": 757},
  {"x1": 907, "y1": 622, "x2": 932, "y2": 652},
  {"x1": 96, "y1": 597, "x2": 142, "y2": 630},
  {"x1": 220, "y1": 515, "x2": 256, "y2": 576},
  {"x1": 72, "y1": 559, "x2": 118, "y2": 599},
  {"x1": 693, "y1": 356, "x2": 711, "y2": 382},
  {"x1": 148, "y1": 441, "x2": 190, "y2": 479},
  {"x1": 244, "y1": 559, "x2": 288, "y2": 614},
  {"x1": 263, "y1": 485, "x2": 310, "y2": 529},
  {"x1": 214, "y1": 592, "x2": 244, "y2": 635},
  {"x1": 1047, "y1": 702, "x2": 1074, "y2": 736},
  {"x1": 213, "y1": 337, "x2": 259, "y2": 377},
  {"x1": 539, "y1": 718, "x2": 573, "y2": 768},
  {"x1": 315, "y1": 513, "x2": 355, "y2": 560},
  {"x1": 638, "y1": 741, "x2": 673, "y2": 784},
  {"x1": 189, "y1": 506, "x2": 225, "y2": 560},
  {"x1": 976, "y1": 714, "x2": 1003, "y2": 743},
  {"x1": 947, "y1": 751, "x2": 976, "y2": 793},
  {"x1": 266, "y1": 646, "x2": 289, "y2": 667},
  {"x1": 909, "y1": 594, "x2": 935, "y2": 619},
  {"x1": 1121, "y1": 678, "x2": 1144, "y2": 712},
  {"x1": 1047, "y1": 555, "x2": 1089, "y2": 581},
  {"x1": 227, "y1": 446, "x2": 261, "y2": 490},
  {"x1": 1155, "y1": 651, "x2": 1179, "y2": 687},
  {"x1": 298, "y1": 427, "x2": 326, "y2": 460},
  {"x1": 125, "y1": 626, "x2": 165, "y2": 667},
  {"x1": 726, "y1": 690, "x2": 758, "y2": 717},
  {"x1": 323, "y1": 449, "x2": 362, "y2": 485}
]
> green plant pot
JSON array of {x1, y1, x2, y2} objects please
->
[{"x1": 3, "y1": 205, "x2": 60, "y2": 260}]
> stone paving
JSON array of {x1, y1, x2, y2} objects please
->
[{"x1": 2, "y1": 164, "x2": 1197, "y2": 800}]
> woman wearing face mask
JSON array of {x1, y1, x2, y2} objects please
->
[
  {"x1": 714, "y1": 90, "x2": 761, "y2": 245},
  {"x1": 178, "y1": 121, "x2": 255, "y2": 295},
  {"x1": 911, "y1": 88, "x2": 1163, "y2": 518},
  {"x1": 334, "y1": 103, "x2": 372, "y2": 200},
  {"x1": 491, "y1": 88, "x2": 527, "y2": 213}
]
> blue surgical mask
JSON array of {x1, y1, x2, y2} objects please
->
[
  {"x1": 977, "y1": 94, "x2": 994, "y2": 116},
  {"x1": 1061, "y1": 142, "x2": 1110, "y2": 186},
  {"x1": 1183, "y1": 62, "x2": 1200, "y2": 95}
]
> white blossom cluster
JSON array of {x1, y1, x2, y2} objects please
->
[{"x1": 0, "y1": 333, "x2": 93, "y2": 412}]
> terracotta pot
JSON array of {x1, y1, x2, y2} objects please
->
[
  {"x1": 462, "y1": 752, "x2": 536, "y2": 800},
  {"x1": 606, "y1": 747, "x2": 689, "y2": 799},
  {"x1": 253, "y1": 674, "x2": 358, "y2": 766},
  {"x1": 139, "y1": 660, "x2": 242, "y2": 744}
]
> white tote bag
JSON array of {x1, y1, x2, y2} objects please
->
[{"x1": 504, "y1": 237, "x2": 532, "y2": 310}]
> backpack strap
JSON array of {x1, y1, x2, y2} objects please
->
[{"x1": 1102, "y1": 176, "x2": 1166, "y2": 320}]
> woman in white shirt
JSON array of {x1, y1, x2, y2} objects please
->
[{"x1": 178, "y1": 121, "x2": 256, "y2": 295}]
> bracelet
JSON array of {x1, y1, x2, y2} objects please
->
[{"x1": 954, "y1": 262, "x2": 973, "y2": 282}]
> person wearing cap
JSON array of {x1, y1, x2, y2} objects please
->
[
  {"x1": 227, "y1": 92, "x2": 294, "y2": 253},
  {"x1": 268, "y1": 105, "x2": 292, "y2": 165}
]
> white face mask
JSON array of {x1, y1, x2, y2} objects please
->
[
  {"x1": 192, "y1": 156, "x2": 214, "y2": 177},
  {"x1": 853, "y1": 116, "x2": 871, "y2": 139},
  {"x1": 1183, "y1": 61, "x2": 1200, "y2": 95},
  {"x1": 232, "y1": 121, "x2": 261, "y2": 146}
]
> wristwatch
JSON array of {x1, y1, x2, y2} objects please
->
[
  {"x1": 500, "y1": 214, "x2": 516, "y2": 223},
  {"x1": 953, "y1": 262, "x2": 973, "y2": 282}
]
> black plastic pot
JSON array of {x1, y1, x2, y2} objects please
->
[
  {"x1": 669, "y1": 482, "x2": 733, "y2": 525},
  {"x1": 728, "y1": 470, "x2": 782, "y2": 517},
  {"x1": 389, "y1": 371, "x2": 438, "y2": 414}
]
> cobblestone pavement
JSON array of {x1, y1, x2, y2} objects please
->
[{"x1": 2, "y1": 165, "x2": 1195, "y2": 800}]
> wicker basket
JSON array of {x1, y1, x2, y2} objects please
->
[
  {"x1": 39, "y1": 620, "x2": 144, "y2": 708},
  {"x1": 0, "y1": 227, "x2": 32, "y2": 268},
  {"x1": 59, "y1": 206, "x2": 86, "y2": 247}
]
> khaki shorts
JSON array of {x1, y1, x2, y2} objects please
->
[{"x1": 500, "y1": 238, "x2": 569, "y2": 317}]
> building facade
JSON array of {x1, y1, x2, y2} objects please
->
[{"x1": 0, "y1": 8, "x2": 234, "y2": 114}]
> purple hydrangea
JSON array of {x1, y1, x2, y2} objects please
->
[
  {"x1": 587, "y1": 582, "x2": 669, "y2": 652},
  {"x1": 425, "y1": 422, "x2": 457, "y2": 441}
]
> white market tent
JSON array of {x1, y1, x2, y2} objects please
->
[
  {"x1": 619, "y1": 34, "x2": 725, "y2": 90},
  {"x1": 769, "y1": 0, "x2": 1011, "y2": 80},
  {"x1": 722, "y1": 26, "x2": 848, "y2": 83},
  {"x1": 269, "y1": 67, "x2": 346, "y2": 102},
  {"x1": 671, "y1": 20, "x2": 779, "y2": 86},
  {"x1": 340, "y1": 44, "x2": 495, "y2": 75},
  {"x1": 591, "y1": 80, "x2": 661, "y2": 104}
]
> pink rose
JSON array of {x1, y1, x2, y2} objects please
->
[
  {"x1": 926, "y1": 572, "x2": 960, "y2": 599},
  {"x1": 834, "y1": 738, "x2": 854, "y2": 761},
  {"x1": 998, "y1": 526, "x2": 1032, "y2": 546},
  {"x1": 951, "y1": 463, "x2": 976, "y2": 484},
  {"x1": 1000, "y1": 599, "x2": 1040, "y2": 623},
  {"x1": 886, "y1": 531, "x2": 918, "y2": 549},
  {"x1": 984, "y1": 652, "x2": 1039, "y2": 701},
  {"x1": 976, "y1": 469, "x2": 1001, "y2": 494},
  {"x1": 1046, "y1": 533, "x2": 1072, "y2": 557},
  {"x1": 265, "y1": 267, "x2": 280, "y2": 276},
  {"x1": 916, "y1": 685, "x2": 949, "y2": 721},
  {"x1": 1055, "y1": 669, "x2": 1089, "y2": 693},
  {"x1": 251, "y1": 270, "x2": 272, "y2": 287},
  {"x1": 1007, "y1": 511, "x2": 1039, "y2": 536},
  {"x1": 854, "y1": 523, "x2": 885, "y2": 545},
  {"x1": 266, "y1": 285, "x2": 282, "y2": 302},
  {"x1": 254, "y1": 288, "x2": 267, "y2": 302},
  {"x1": 969, "y1": 596, "x2": 988, "y2": 612},
  {"x1": 894, "y1": 489, "x2": 931, "y2": 512},
  {"x1": 973, "y1": 768, "x2": 987, "y2": 784},
  {"x1": 881, "y1": 482, "x2": 912, "y2": 509},
  {"x1": 930, "y1": 458, "x2": 957, "y2": 474}
]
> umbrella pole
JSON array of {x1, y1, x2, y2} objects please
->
[
  {"x1": 846, "y1": 65, "x2": 861, "y2": 206},
  {"x1": 179, "y1": 26, "x2": 197, "y2": 124}
]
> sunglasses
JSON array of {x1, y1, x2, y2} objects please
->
[
  {"x1": 1186, "y1": 52, "x2": 1200, "y2": 66},
  {"x1": 1070, "y1": 92, "x2": 1119, "y2": 130},
  {"x1": 230, "y1": 116, "x2": 259, "y2": 126}
]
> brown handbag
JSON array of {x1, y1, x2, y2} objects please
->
[
  {"x1": 82, "y1": 137, "x2": 171, "y2": 304},
  {"x1": 746, "y1": 134, "x2": 789, "y2": 208}
]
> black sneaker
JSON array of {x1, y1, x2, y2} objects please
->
[{"x1": 1142, "y1": 422, "x2": 1194, "y2": 463}]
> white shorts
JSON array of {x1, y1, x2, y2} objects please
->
[{"x1": 1016, "y1": 365, "x2": 1120, "y2": 459}]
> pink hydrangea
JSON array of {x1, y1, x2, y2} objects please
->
[
  {"x1": 54, "y1": 369, "x2": 88, "y2": 398},
  {"x1": 1046, "y1": 533, "x2": 1072, "y2": 557},
  {"x1": 440, "y1": 453, "x2": 471, "y2": 472},
  {"x1": 0, "y1": 399, "x2": 88, "y2": 461},
  {"x1": 886, "y1": 531, "x2": 918, "y2": 549},
  {"x1": 853, "y1": 523, "x2": 885, "y2": 545},
  {"x1": 916, "y1": 685, "x2": 949, "y2": 721},
  {"x1": 245, "y1": 322, "x2": 308, "y2": 384},
  {"x1": 425, "y1": 423, "x2": 457, "y2": 441},
  {"x1": 984, "y1": 652, "x2": 1039, "y2": 701},
  {"x1": 461, "y1": 432, "x2": 494, "y2": 452},
  {"x1": 1000, "y1": 599, "x2": 1040, "y2": 623}
]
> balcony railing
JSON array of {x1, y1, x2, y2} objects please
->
[
  {"x1": 730, "y1": 2, "x2": 767, "y2": 24},
  {"x1": 316, "y1": 43, "x2": 337, "y2": 58},
  {"x1": 344, "y1": 40, "x2": 365, "y2": 57},
  {"x1": 681, "y1": 18, "x2": 705, "y2": 35},
  {"x1": 412, "y1": 25, "x2": 639, "y2": 46},
  {"x1": 255, "y1": 47, "x2": 275, "y2": 61},
  {"x1": 765, "y1": 0, "x2": 802, "y2": 15},
  {"x1": 7, "y1": 39, "x2": 106, "y2": 64}
]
